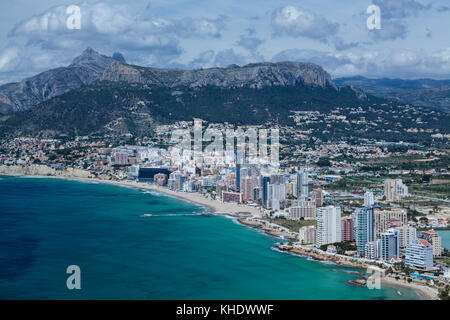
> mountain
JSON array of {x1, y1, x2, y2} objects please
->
[
  {"x1": 0, "y1": 48, "x2": 389, "y2": 138},
  {"x1": 0, "y1": 80, "x2": 384, "y2": 139},
  {"x1": 334, "y1": 76, "x2": 450, "y2": 112},
  {"x1": 0, "y1": 48, "x2": 341, "y2": 115},
  {"x1": 0, "y1": 48, "x2": 121, "y2": 114}
]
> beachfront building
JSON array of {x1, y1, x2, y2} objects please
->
[
  {"x1": 364, "y1": 241, "x2": 380, "y2": 260},
  {"x1": 241, "y1": 176, "x2": 258, "y2": 202},
  {"x1": 420, "y1": 230, "x2": 442, "y2": 257},
  {"x1": 267, "y1": 181, "x2": 286, "y2": 210},
  {"x1": 222, "y1": 191, "x2": 243, "y2": 203},
  {"x1": 364, "y1": 191, "x2": 375, "y2": 207},
  {"x1": 384, "y1": 179, "x2": 408, "y2": 201},
  {"x1": 289, "y1": 200, "x2": 316, "y2": 220},
  {"x1": 381, "y1": 228, "x2": 400, "y2": 261},
  {"x1": 296, "y1": 168, "x2": 308, "y2": 200},
  {"x1": 298, "y1": 225, "x2": 316, "y2": 245},
  {"x1": 317, "y1": 206, "x2": 341, "y2": 246},
  {"x1": 154, "y1": 173, "x2": 168, "y2": 186},
  {"x1": 405, "y1": 239, "x2": 434, "y2": 270},
  {"x1": 396, "y1": 225, "x2": 417, "y2": 248},
  {"x1": 357, "y1": 207, "x2": 375, "y2": 256},
  {"x1": 341, "y1": 216, "x2": 354, "y2": 241},
  {"x1": 374, "y1": 208, "x2": 407, "y2": 238},
  {"x1": 261, "y1": 176, "x2": 271, "y2": 208}
]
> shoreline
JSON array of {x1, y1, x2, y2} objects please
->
[{"x1": 0, "y1": 173, "x2": 440, "y2": 300}]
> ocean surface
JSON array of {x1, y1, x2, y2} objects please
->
[
  {"x1": 0, "y1": 176, "x2": 419, "y2": 299},
  {"x1": 437, "y1": 230, "x2": 450, "y2": 250}
]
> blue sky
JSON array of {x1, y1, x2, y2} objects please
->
[{"x1": 0, "y1": 0, "x2": 449, "y2": 84}]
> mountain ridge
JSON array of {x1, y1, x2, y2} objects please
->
[{"x1": 0, "y1": 48, "x2": 337, "y2": 114}]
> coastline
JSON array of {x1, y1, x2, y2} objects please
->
[
  {"x1": 381, "y1": 276, "x2": 439, "y2": 301},
  {"x1": 0, "y1": 172, "x2": 440, "y2": 300}
]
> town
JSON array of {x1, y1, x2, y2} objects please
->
[{"x1": 0, "y1": 118, "x2": 449, "y2": 299}]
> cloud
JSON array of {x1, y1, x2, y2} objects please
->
[
  {"x1": 436, "y1": 5, "x2": 450, "y2": 12},
  {"x1": 272, "y1": 47, "x2": 450, "y2": 79},
  {"x1": 372, "y1": 0, "x2": 432, "y2": 19},
  {"x1": 236, "y1": 35, "x2": 264, "y2": 51},
  {"x1": 333, "y1": 37, "x2": 359, "y2": 51},
  {"x1": 0, "y1": 48, "x2": 18, "y2": 71},
  {"x1": 366, "y1": 0, "x2": 432, "y2": 41},
  {"x1": 372, "y1": 20, "x2": 408, "y2": 40},
  {"x1": 0, "y1": 2, "x2": 228, "y2": 83},
  {"x1": 271, "y1": 6, "x2": 338, "y2": 42},
  {"x1": 189, "y1": 50, "x2": 215, "y2": 68},
  {"x1": 214, "y1": 49, "x2": 247, "y2": 67}
]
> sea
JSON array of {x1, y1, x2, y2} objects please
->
[{"x1": 0, "y1": 176, "x2": 421, "y2": 299}]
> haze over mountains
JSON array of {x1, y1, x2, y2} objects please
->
[{"x1": 334, "y1": 76, "x2": 450, "y2": 112}]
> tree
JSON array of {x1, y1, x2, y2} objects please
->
[{"x1": 316, "y1": 158, "x2": 331, "y2": 167}]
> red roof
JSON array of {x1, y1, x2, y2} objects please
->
[{"x1": 419, "y1": 239, "x2": 431, "y2": 246}]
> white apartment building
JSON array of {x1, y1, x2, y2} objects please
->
[
  {"x1": 317, "y1": 206, "x2": 342, "y2": 246},
  {"x1": 384, "y1": 179, "x2": 408, "y2": 201},
  {"x1": 405, "y1": 239, "x2": 434, "y2": 270},
  {"x1": 364, "y1": 191, "x2": 375, "y2": 207},
  {"x1": 299, "y1": 225, "x2": 317, "y2": 245},
  {"x1": 396, "y1": 225, "x2": 417, "y2": 248},
  {"x1": 420, "y1": 230, "x2": 442, "y2": 257},
  {"x1": 364, "y1": 240, "x2": 380, "y2": 260}
]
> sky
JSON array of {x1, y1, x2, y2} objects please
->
[{"x1": 0, "y1": 0, "x2": 449, "y2": 84}]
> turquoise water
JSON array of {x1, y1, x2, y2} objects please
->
[
  {"x1": 0, "y1": 176, "x2": 419, "y2": 299},
  {"x1": 437, "y1": 230, "x2": 450, "y2": 250}
]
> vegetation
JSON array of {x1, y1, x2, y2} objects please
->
[{"x1": 319, "y1": 241, "x2": 356, "y2": 254}]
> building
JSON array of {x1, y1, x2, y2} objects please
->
[
  {"x1": 357, "y1": 207, "x2": 375, "y2": 256},
  {"x1": 298, "y1": 225, "x2": 316, "y2": 245},
  {"x1": 310, "y1": 188, "x2": 323, "y2": 207},
  {"x1": 374, "y1": 208, "x2": 407, "y2": 238},
  {"x1": 381, "y1": 228, "x2": 400, "y2": 261},
  {"x1": 261, "y1": 176, "x2": 271, "y2": 207},
  {"x1": 267, "y1": 175, "x2": 286, "y2": 210},
  {"x1": 384, "y1": 179, "x2": 408, "y2": 201},
  {"x1": 289, "y1": 200, "x2": 316, "y2": 220},
  {"x1": 364, "y1": 191, "x2": 375, "y2": 207},
  {"x1": 317, "y1": 206, "x2": 341, "y2": 246},
  {"x1": 341, "y1": 216, "x2": 354, "y2": 241},
  {"x1": 285, "y1": 180, "x2": 296, "y2": 197},
  {"x1": 153, "y1": 173, "x2": 168, "y2": 186},
  {"x1": 296, "y1": 168, "x2": 308, "y2": 200},
  {"x1": 222, "y1": 191, "x2": 243, "y2": 203},
  {"x1": 364, "y1": 241, "x2": 380, "y2": 260},
  {"x1": 235, "y1": 163, "x2": 241, "y2": 190},
  {"x1": 405, "y1": 239, "x2": 434, "y2": 270},
  {"x1": 241, "y1": 176, "x2": 258, "y2": 202},
  {"x1": 420, "y1": 230, "x2": 442, "y2": 257},
  {"x1": 138, "y1": 167, "x2": 171, "y2": 183},
  {"x1": 396, "y1": 225, "x2": 417, "y2": 248},
  {"x1": 168, "y1": 171, "x2": 185, "y2": 190}
]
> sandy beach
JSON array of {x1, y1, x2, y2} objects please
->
[{"x1": 381, "y1": 276, "x2": 439, "y2": 300}]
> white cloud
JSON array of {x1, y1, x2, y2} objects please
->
[
  {"x1": 271, "y1": 6, "x2": 338, "y2": 42},
  {"x1": 0, "y1": 48, "x2": 18, "y2": 71},
  {"x1": 272, "y1": 47, "x2": 450, "y2": 79}
]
